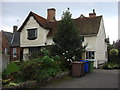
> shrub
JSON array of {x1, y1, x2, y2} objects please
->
[
  {"x1": 102, "y1": 62, "x2": 120, "y2": 69},
  {"x1": 4, "y1": 62, "x2": 20, "y2": 74},
  {"x1": 20, "y1": 59, "x2": 42, "y2": 81},
  {"x1": 20, "y1": 53, "x2": 62, "y2": 82}
]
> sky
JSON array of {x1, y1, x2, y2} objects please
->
[{"x1": 0, "y1": 2, "x2": 118, "y2": 43}]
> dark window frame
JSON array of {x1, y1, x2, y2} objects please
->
[
  {"x1": 27, "y1": 28, "x2": 37, "y2": 40},
  {"x1": 29, "y1": 47, "x2": 40, "y2": 55}
]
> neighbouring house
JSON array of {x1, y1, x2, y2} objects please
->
[
  {"x1": 18, "y1": 8, "x2": 108, "y2": 68},
  {"x1": 0, "y1": 30, "x2": 12, "y2": 71},
  {"x1": 10, "y1": 26, "x2": 21, "y2": 61},
  {"x1": 0, "y1": 26, "x2": 21, "y2": 62}
]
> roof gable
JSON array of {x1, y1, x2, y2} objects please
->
[{"x1": 18, "y1": 11, "x2": 50, "y2": 32}]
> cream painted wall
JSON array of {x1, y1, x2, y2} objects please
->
[
  {"x1": 20, "y1": 16, "x2": 49, "y2": 47},
  {"x1": 83, "y1": 36, "x2": 97, "y2": 51},
  {"x1": 46, "y1": 37, "x2": 53, "y2": 45},
  {"x1": 96, "y1": 17, "x2": 107, "y2": 65},
  {"x1": 82, "y1": 17, "x2": 107, "y2": 68}
]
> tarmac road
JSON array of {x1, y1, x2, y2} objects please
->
[{"x1": 42, "y1": 69, "x2": 119, "y2": 88}]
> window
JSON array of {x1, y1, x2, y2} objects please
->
[
  {"x1": 29, "y1": 47, "x2": 40, "y2": 55},
  {"x1": 86, "y1": 51, "x2": 95, "y2": 59},
  {"x1": 13, "y1": 48, "x2": 17, "y2": 57},
  {"x1": 27, "y1": 28, "x2": 37, "y2": 40},
  {"x1": 4, "y1": 48, "x2": 7, "y2": 54}
]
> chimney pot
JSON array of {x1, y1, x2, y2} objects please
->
[
  {"x1": 89, "y1": 9, "x2": 96, "y2": 17},
  {"x1": 13, "y1": 25, "x2": 18, "y2": 33}
]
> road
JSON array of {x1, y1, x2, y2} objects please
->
[{"x1": 42, "y1": 69, "x2": 119, "y2": 88}]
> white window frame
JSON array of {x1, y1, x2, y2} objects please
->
[{"x1": 86, "y1": 51, "x2": 95, "y2": 60}]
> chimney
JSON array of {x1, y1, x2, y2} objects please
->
[
  {"x1": 89, "y1": 9, "x2": 96, "y2": 17},
  {"x1": 13, "y1": 25, "x2": 18, "y2": 33},
  {"x1": 47, "y1": 8, "x2": 56, "y2": 21}
]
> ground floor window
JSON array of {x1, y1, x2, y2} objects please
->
[
  {"x1": 13, "y1": 48, "x2": 17, "y2": 57},
  {"x1": 29, "y1": 47, "x2": 40, "y2": 55},
  {"x1": 86, "y1": 51, "x2": 95, "y2": 59}
]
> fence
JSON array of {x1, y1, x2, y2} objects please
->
[{"x1": 1, "y1": 54, "x2": 10, "y2": 72}]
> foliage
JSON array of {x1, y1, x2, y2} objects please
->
[
  {"x1": 2, "y1": 49, "x2": 63, "y2": 87},
  {"x1": 20, "y1": 49, "x2": 61, "y2": 82},
  {"x1": 52, "y1": 8, "x2": 86, "y2": 69},
  {"x1": 102, "y1": 62, "x2": 120, "y2": 69},
  {"x1": 20, "y1": 59, "x2": 42, "y2": 81},
  {"x1": 2, "y1": 79, "x2": 19, "y2": 87},
  {"x1": 110, "y1": 49, "x2": 118, "y2": 56},
  {"x1": 4, "y1": 62, "x2": 20, "y2": 75}
]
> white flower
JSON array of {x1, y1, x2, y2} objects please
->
[
  {"x1": 63, "y1": 53, "x2": 65, "y2": 55},
  {"x1": 67, "y1": 59, "x2": 69, "y2": 61},
  {"x1": 66, "y1": 51, "x2": 68, "y2": 53}
]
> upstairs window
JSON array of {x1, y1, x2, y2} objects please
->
[
  {"x1": 86, "y1": 51, "x2": 95, "y2": 59},
  {"x1": 27, "y1": 28, "x2": 37, "y2": 40}
]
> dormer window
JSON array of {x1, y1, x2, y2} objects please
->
[{"x1": 27, "y1": 28, "x2": 37, "y2": 40}]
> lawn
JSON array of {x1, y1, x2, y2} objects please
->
[{"x1": 5, "y1": 62, "x2": 20, "y2": 74}]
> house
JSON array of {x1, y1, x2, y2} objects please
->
[
  {"x1": 0, "y1": 30, "x2": 12, "y2": 70},
  {"x1": 0, "y1": 26, "x2": 21, "y2": 61},
  {"x1": 18, "y1": 8, "x2": 108, "y2": 68},
  {"x1": 10, "y1": 26, "x2": 21, "y2": 61}
]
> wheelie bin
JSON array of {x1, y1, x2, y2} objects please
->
[
  {"x1": 79, "y1": 60, "x2": 90, "y2": 73},
  {"x1": 86, "y1": 59, "x2": 94, "y2": 72},
  {"x1": 72, "y1": 61, "x2": 84, "y2": 77}
]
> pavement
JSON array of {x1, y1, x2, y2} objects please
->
[{"x1": 42, "y1": 69, "x2": 119, "y2": 88}]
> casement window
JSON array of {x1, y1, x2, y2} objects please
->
[
  {"x1": 86, "y1": 51, "x2": 95, "y2": 59},
  {"x1": 13, "y1": 48, "x2": 17, "y2": 57},
  {"x1": 29, "y1": 47, "x2": 40, "y2": 55},
  {"x1": 27, "y1": 28, "x2": 37, "y2": 40}
]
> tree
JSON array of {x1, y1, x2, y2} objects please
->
[
  {"x1": 52, "y1": 8, "x2": 86, "y2": 68},
  {"x1": 114, "y1": 40, "x2": 120, "y2": 61}
]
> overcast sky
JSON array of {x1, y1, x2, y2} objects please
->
[{"x1": 0, "y1": 2, "x2": 118, "y2": 43}]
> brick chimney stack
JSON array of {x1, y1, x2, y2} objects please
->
[
  {"x1": 47, "y1": 8, "x2": 56, "y2": 21},
  {"x1": 13, "y1": 25, "x2": 18, "y2": 33},
  {"x1": 89, "y1": 9, "x2": 96, "y2": 17}
]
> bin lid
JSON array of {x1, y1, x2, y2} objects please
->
[
  {"x1": 79, "y1": 60, "x2": 90, "y2": 63},
  {"x1": 72, "y1": 61, "x2": 84, "y2": 64},
  {"x1": 86, "y1": 59, "x2": 94, "y2": 62}
]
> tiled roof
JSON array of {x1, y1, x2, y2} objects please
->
[
  {"x1": 11, "y1": 32, "x2": 20, "y2": 47},
  {"x1": 74, "y1": 16, "x2": 102, "y2": 36},
  {"x1": 18, "y1": 11, "x2": 50, "y2": 31},
  {"x1": 47, "y1": 16, "x2": 102, "y2": 37},
  {"x1": 3, "y1": 31, "x2": 13, "y2": 46},
  {"x1": 18, "y1": 11, "x2": 102, "y2": 37}
]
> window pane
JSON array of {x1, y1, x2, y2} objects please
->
[
  {"x1": 27, "y1": 28, "x2": 37, "y2": 40},
  {"x1": 13, "y1": 48, "x2": 17, "y2": 57},
  {"x1": 91, "y1": 51, "x2": 95, "y2": 59},
  {"x1": 86, "y1": 51, "x2": 89, "y2": 59},
  {"x1": 86, "y1": 51, "x2": 95, "y2": 59}
]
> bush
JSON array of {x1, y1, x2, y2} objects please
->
[
  {"x1": 20, "y1": 50, "x2": 62, "y2": 82},
  {"x1": 102, "y1": 62, "x2": 120, "y2": 69},
  {"x1": 20, "y1": 59, "x2": 42, "y2": 81}
]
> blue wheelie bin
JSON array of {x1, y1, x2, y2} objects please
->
[{"x1": 79, "y1": 60, "x2": 90, "y2": 73}]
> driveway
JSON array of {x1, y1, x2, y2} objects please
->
[{"x1": 42, "y1": 69, "x2": 119, "y2": 88}]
